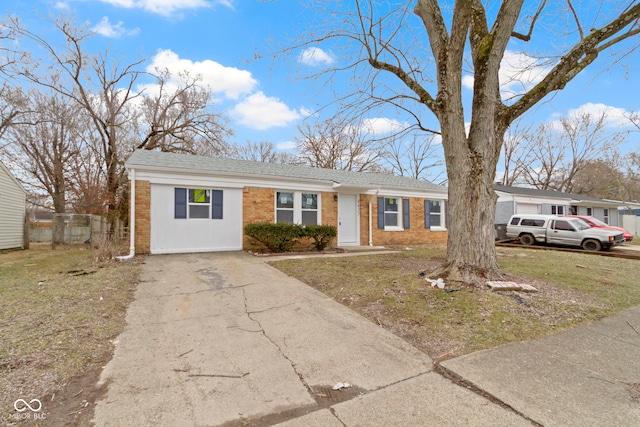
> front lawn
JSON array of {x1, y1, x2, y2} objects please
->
[{"x1": 271, "y1": 246, "x2": 640, "y2": 359}]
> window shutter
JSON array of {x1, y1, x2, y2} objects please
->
[
  {"x1": 175, "y1": 188, "x2": 187, "y2": 219},
  {"x1": 424, "y1": 200, "x2": 431, "y2": 229},
  {"x1": 403, "y1": 199, "x2": 410, "y2": 229},
  {"x1": 211, "y1": 190, "x2": 223, "y2": 219},
  {"x1": 445, "y1": 200, "x2": 450, "y2": 229},
  {"x1": 377, "y1": 197, "x2": 384, "y2": 229}
]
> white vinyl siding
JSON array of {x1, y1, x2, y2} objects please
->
[
  {"x1": 151, "y1": 184, "x2": 242, "y2": 254},
  {"x1": 0, "y1": 163, "x2": 27, "y2": 250}
]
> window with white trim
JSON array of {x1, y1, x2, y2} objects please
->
[
  {"x1": 603, "y1": 208, "x2": 609, "y2": 224},
  {"x1": 189, "y1": 189, "x2": 210, "y2": 218},
  {"x1": 301, "y1": 193, "x2": 318, "y2": 225},
  {"x1": 174, "y1": 188, "x2": 223, "y2": 220},
  {"x1": 428, "y1": 200, "x2": 442, "y2": 227},
  {"x1": 275, "y1": 191, "x2": 320, "y2": 225},
  {"x1": 384, "y1": 197, "x2": 400, "y2": 227},
  {"x1": 587, "y1": 207, "x2": 593, "y2": 216},
  {"x1": 377, "y1": 197, "x2": 409, "y2": 230},
  {"x1": 551, "y1": 205, "x2": 564, "y2": 215}
]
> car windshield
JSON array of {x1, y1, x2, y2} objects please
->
[
  {"x1": 585, "y1": 217, "x2": 607, "y2": 226},
  {"x1": 570, "y1": 218, "x2": 591, "y2": 231}
]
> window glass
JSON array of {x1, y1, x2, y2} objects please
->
[
  {"x1": 384, "y1": 198, "x2": 399, "y2": 227},
  {"x1": 429, "y1": 200, "x2": 442, "y2": 227},
  {"x1": 276, "y1": 191, "x2": 319, "y2": 224},
  {"x1": 553, "y1": 220, "x2": 573, "y2": 231},
  {"x1": 510, "y1": 217, "x2": 521, "y2": 225},
  {"x1": 189, "y1": 205, "x2": 209, "y2": 218},
  {"x1": 521, "y1": 219, "x2": 545, "y2": 227},
  {"x1": 188, "y1": 189, "x2": 210, "y2": 218},
  {"x1": 385, "y1": 198, "x2": 399, "y2": 212},
  {"x1": 276, "y1": 210, "x2": 294, "y2": 224},
  {"x1": 551, "y1": 205, "x2": 564, "y2": 215},
  {"x1": 301, "y1": 193, "x2": 317, "y2": 210},
  {"x1": 189, "y1": 189, "x2": 210, "y2": 204},
  {"x1": 301, "y1": 211, "x2": 318, "y2": 225},
  {"x1": 277, "y1": 192, "x2": 294, "y2": 209}
]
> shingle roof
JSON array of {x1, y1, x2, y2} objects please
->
[
  {"x1": 126, "y1": 150, "x2": 446, "y2": 192},
  {"x1": 494, "y1": 184, "x2": 620, "y2": 205}
]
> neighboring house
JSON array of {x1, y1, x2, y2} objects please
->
[
  {"x1": 494, "y1": 184, "x2": 624, "y2": 228},
  {"x1": 0, "y1": 160, "x2": 27, "y2": 250},
  {"x1": 124, "y1": 150, "x2": 449, "y2": 255}
]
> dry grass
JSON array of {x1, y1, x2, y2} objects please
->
[
  {"x1": 271, "y1": 246, "x2": 640, "y2": 360},
  {"x1": 0, "y1": 243, "x2": 140, "y2": 425}
]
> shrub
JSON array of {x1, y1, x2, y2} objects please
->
[
  {"x1": 303, "y1": 224, "x2": 337, "y2": 252},
  {"x1": 244, "y1": 222, "x2": 304, "y2": 252}
]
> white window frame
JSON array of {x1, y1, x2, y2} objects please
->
[
  {"x1": 586, "y1": 207, "x2": 593, "y2": 216},
  {"x1": 188, "y1": 188, "x2": 211, "y2": 219},
  {"x1": 603, "y1": 208, "x2": 609, "y2": 224},
  {"x1": 551, "y1": 205, "x2": 564, "y2": 216},
  {"x1": 384, "y1": 197, "x2": 403, "y2": 231},
  {"x1": 275, "y1": 191, "x2": 321, "y2": 225},
  {"x1": 428, "y1": 200, "x2": 446, "y2": 230}
]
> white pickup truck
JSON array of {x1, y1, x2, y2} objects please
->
[{"x1": 506, "y1": 214, "x2": 625, "y2": 251}]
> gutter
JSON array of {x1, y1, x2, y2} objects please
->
[{"x1": 117, "y1": 168, "x2": 136, "y2": 261}]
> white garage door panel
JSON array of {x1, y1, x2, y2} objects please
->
[
  {"x1": 150, "y1": 184, "x2": 243, "y2": 254},
  {"x1": 517, "y1": 203, "x2": 540, "y2": 215}
]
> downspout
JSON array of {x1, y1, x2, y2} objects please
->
[
  {"x1": 368, "y1": 198, "x2": 373, "y2": 246},
  {"x1": 369, "y1": 190, "x2": 379, "y2": 246},
  {"x1": 117, "y1": 168, "x2": 136, "y2": 261}
]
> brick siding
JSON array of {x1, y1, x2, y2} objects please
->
[
  {"x1": 360, "y1": 195, "x2": 447, "y2": 246},
  {"x1": 134, "y1": 180, "x2": 151, "y2": 254}
]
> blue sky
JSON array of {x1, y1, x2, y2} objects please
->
[{"x1": 4, "y1": 0, "x2": 640, "y2": 179}]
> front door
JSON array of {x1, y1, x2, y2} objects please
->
[{"x1": 338, "y1": 194, "x2": 358, "y2": 245}]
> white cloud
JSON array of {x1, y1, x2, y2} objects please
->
[
  {"x1": 546, "y1": 103, "x2": 632, "y2": 131},
  {"x1": 231, "y1": 92, "x2": 301, "y2": 130},
  {"x1": 93, "y1": 17, "x2": 140, "y2": 38},
  {"x1": 462, "y1": 50, "x2": 552, "y2": 100},
  {"x1": 360, "y1": 117, "x2": 407, "y2": 135},
  {"x1": 146, "y1": 49, "x2": 257, "y2": 99},
  {"x1": 99, "y1": 0, "x2": 232, "y2": 17},
  {"x1": 565, "y1": 103, "x2": 630, "y2": 127},
  {"x1": 276, "y1": 141, "x2": 297, "y2": 150},
  {"x1": 298, "y1": 47, "x2": 335, "y2": 66}
]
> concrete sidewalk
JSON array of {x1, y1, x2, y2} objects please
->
[{"x1": 93, "y1": 251, "x2": 640, "y2": 426}]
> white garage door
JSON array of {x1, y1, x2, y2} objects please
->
[
  {"x1": 150, "y1": 184, "x2": 243, "y2": 254},
  {"x1": 517, "y1": 203, "x2": 540, "y2": 214}
]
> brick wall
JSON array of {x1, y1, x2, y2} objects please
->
[
  {"x1": 242, "y1": 186, "x2": 275, "y2": 249},
  {"x1": 134, "y1": 180, "x2": 151, "y2": 254},
  {"x1": 360, "y1": 195, "x2": 447, "y2": 246}
]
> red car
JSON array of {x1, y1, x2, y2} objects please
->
[{"x1": 566, "y1": 215, "x2": 633, "y2": 242}]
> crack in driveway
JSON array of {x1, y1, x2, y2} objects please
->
[{"x1": 239, "y1": 287, "x2": 315, "y2": 397}]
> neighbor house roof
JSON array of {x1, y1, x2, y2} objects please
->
[
  {"x1": 126, "y1": 150, "x2": 446, "y2": 192},
  {"x1": 494, "y1": 184, "x2": 621, "y2": 206}
]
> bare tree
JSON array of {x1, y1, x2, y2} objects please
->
[
  {"x1": 3, "y1": 89, "x2": 86, "y2": 243},
  {"x1": 521, "y1": 112, "x2": 622, "y2": 193},
  {"x1": 5, "y1": 17, "x2": 145, "y2": 231},
  {"x1": 137, "y1": 69, "x2": 233, "y2": 155},
  {"x1": 294, "y1": 1, "x2": 640, "y2": 282},
  {"x1": 231, "y1": 140, "x2": 299, "y2": 164},
  {"x1": 0, "y1": 84, "x2": 27, "y2": 145},
  {"x1": 296, "y1": 117, "x2": 384, "y2": 172},
  {"x1": 499, "y1": 119, "x2": 532, "y2": 186},
  {"x1": 383, "y1": 132, "x2": 443, "y2": 182}
]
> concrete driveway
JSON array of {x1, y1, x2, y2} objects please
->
[{"x1": 93, "y1": 252, "x2": 525, "y2": 426}]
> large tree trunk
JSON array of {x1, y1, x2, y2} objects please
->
[{"x1": 436, "y1": 129, "x2": 504, "y2": 284}]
